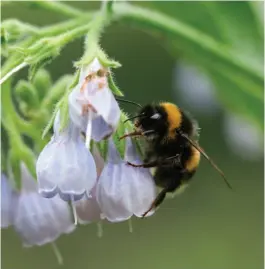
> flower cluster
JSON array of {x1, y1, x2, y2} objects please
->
[
  {"x1": 36, "y1": 58, "x2": 156, "y2": 224},
  {"x1": 1, "y1": 57, "x2": 156, "y2": 258},
  {"x1": 1, "y1": 164, "x2": 75, "y2": 248}
]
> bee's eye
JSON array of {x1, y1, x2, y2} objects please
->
[{"x1": 150, "y1": 113, "x2": 161, "y2": 120}]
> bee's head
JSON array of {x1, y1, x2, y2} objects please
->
[
  {"x1": 122, "y1": 101, "x2": 198, "y2": 145},
  {"x1": 134, "y1": 104, "x2": 168, "y2": 140}
]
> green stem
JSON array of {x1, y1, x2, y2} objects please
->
[
  {"x1": 56, "y1": 20, "x2": 95, "y2": 45},
  {"x1": 22, "y1": 1, "x2": 83, "y2": 18},
  {"x1": 40, "y1": 14, "x2": 92, "y2": 37},
  {"x1": 1, "y1": 86, "x2": 25, "y2": 151},
  {"x1": 113, "y1": 3, "x2": 263, "y2": 84},
  {"x1": 1, "y1": 15, "x2": 92, "y2": 79},
  {"x1": 22, "y1": 2, "x2": 263, "y2": 84}
]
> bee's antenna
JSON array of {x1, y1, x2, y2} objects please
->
[
  {"x1": 123, "y1": 113, "x2": 146, "y2": 123},
  {"x1": 115, "y1": 98, "x2": 142, "y2": 109},
  {"x1": 177, "y1": 129, "x2": 233, "y2": 190}
]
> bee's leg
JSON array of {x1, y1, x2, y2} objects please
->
[
  {"x1": 165, "y1": 154, "x2": 183, "y2": 167},
  {"x1": 126, "y1": 160, "x2": 160, "y2": 168},
  {"x1": 127, "y1": 155, "x2": 180, "y2": 168},
  {"x1": 141, "y1": 188, "x2": 168, "y2": 218},
  {"x1": 142, "y1": 179, "x2": 182, "y2": 218}
]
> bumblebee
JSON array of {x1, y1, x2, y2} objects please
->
[{"x1": 120, "y1": 102, "x2": 232, "y2": 217}]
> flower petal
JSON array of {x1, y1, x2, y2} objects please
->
[
  {"x1": 79, "y1": 58, "x2": 102, "y2": 83},
  {"x1": 37, "y1": 123, "x2": 97, "y2": 201},
  {"x1": 57, "y1": 138, "x2": 97, "y2": 201},
  {"x1": 83, "y1": 83, "x2": 120, "y2": 130},
  {"x1": 126, "y1": 166, "x2": 156, "y2": 218},
  {"x1": 36, "y1": 139, "x2": 60, "y2": 198},
  {"x1": 68, "y1": 85, "x2": 89, "y2": 131},
  {"x1": 107, "y1": 139, "x2": 122, "y2": 164},
  {"x1": 14, "y1": 194, "x2": 75, "y2": 247},
  {"x1": 124, "y1": 139, "x2": 156, "y2": 217},
  {"x1": 96, "y1": 163, "x2": 132, "y2": 222},
  {"x1": 1, "y1": 174, "x2": 18, "y2": 228},
  {"x1": 75, "y1": 196, "x2": 102, "y2": 224},
  {"x1": 91, "y1": 144, "x2": 105, "y2": 177},
  {"x1": 125, "y1": 138, "x2": 141, "y2": 163},
  {"x1": 14, "y1": 166, "x2": 75, "y2": 247},
  {"x1": 96, "y1": 140, "x2": 133, "y2": 222},
  {"x1": 91, "y1": 116, "x2": 113, "y2": 142},
  {"x1": 68, "y1": 58, "x2": 121, "y2": 141}
]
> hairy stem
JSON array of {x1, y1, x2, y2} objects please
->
[
  {"x1": 1, "y1": 14, "x2": 93, "y2": 79},
  {"x1": 18, "y1": 1, "x2": 263, "y2": 85}
]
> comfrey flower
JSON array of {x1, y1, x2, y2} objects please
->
[
  {"x1": 75, "y1": 188, "x2": 103, "y2": 224},
  {"x1": 96, "y1": 138, "x2": 156, "y2": 222},
  {"x1": 1, "y1": 174, "x2": 18, "y2": 228},
  {"x1": 75, "y1": 145, "x2": 105, "y2": 224},
  {"x1": 69, "y1": 58, "x2": 121, "y2": 147},
  {"x1": 13, "y1": 163, "x2": 75, "y2": 247},
  {"x1": 36, "y1": 112, "x2": 97, "y2": 202}
]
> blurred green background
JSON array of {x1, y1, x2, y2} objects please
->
[{"x1": 1, "y1": 1, "x2": 264, "y2": 269}]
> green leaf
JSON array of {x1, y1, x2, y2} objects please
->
[
  {"x1": 28, "y1": 57, "x2": 53, "y2": 82},
  {"x1": 113, "y1": 114, "x2": 125, "y2": 159},
  {"x1": 208, "y1": 68, "x2": 263, "y2": 131},
  {"x1": 41, "y1": 104, "x2": 59, "y2": 139},
  {"x1": 122, "y1": 112, "x2": 144, "y2": 158},
  {"x1": 119, "y1": 3, "x2": 264, "y2": 130},
  {"x1": 108, "y1": 72, "x2": 124, "y2": 96},
  {"x1": 15, "y1": 80, "x2": 39, "y2": 107},
  {"x1": 96, "y1": 140, "x2": 108, "y2": 161},
  {"x1": 41, "y1": 70, "x2": 79, "y2": 139},
  {"x1": 32, "y1": 68, "x2": 53, "y2": 101},
  {"x1": 7, "y1": 150, "x2": 22, "y2": 190},
  {"x1": 1, "y1": 19, "x2": 38, "y2": 43},
  {"x1": 201, "y1": 2, "x2": 263, "y2": 72},
  {"x1": 42, "y1": 74, "x2": 72, "y2": 108},
  {"x1": 168, "y1": 41, "x2": 264, "y2": 129},
  {"x1": 97, "y1": 48, "x2": 122, "y2": 69}
]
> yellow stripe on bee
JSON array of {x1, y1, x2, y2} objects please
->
[
  {"x1": 160, "y1": 102, "x2": 182, "y2": 139},
  {"x1": 186, "y1": 147, "x2": 201, "y2": 172}
]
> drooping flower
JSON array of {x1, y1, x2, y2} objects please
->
[
  {"x1": 36, "y1": 112, "x2": 97, "y2": 201},
  {"x1": 75, "y1": 188, "x2": 103, "y2": 224},
  {"x1": 75, "y1": 144, "x2": 105, "y2": 224},
  {"x1": 1, "y1": 174, "x2": 18, "y2": 228},
  {"x1": 68, "y1": 58, "x2": 121, "y2": 147},
  {"x1": 96, "y1": 138, "x2": 156, "y2": 222},
  {"x1": 124, "y1": 139, "x2": 156, "y2": 218},
  {"x1": 13, "y1": 163, "x2": 75, "y2": 247}
]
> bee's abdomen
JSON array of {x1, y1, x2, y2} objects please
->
[
  {"x1": 185, "y1": 146, "x2": 201, "y2": 173},
  {"x1": 154, "y1": 166, "x2": 183, "y2": 190},
  {"x1": 154, "y1": 147, "x2": 199, "y2": 193}
]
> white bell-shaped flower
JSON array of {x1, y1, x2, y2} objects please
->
[
  {"x1": 75, "y1": 187, "x2": 103, "y2": 224},
  {"x1": 124, "y1": 139, "x2": 156, "y2": 217},
  {"x1": 13, "y1": 163, "x2": 75, "y2": 247},
  {"x1": 96, "y1": 138, "x2": 156, "y2": 222},
  {"x1": 75, "y1": 144, "x2": 105, "y2": 224},
  {"x1": 96, "y1": 140, "x2": 131, "y2": 222},
  {"x1": 68, "y1": 58, "x2": 121, "y2": 146},
  {"x1": 1, "y1": 174, "x2": 18, "y2": 228},
  {"x1": 36, "y1": 113, "x2": 97, "y2": 201}
]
